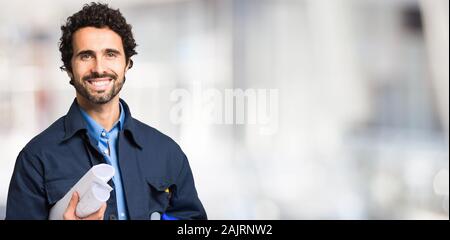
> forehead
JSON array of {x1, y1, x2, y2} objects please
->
[{"x1": 72, "y1": 27, "x2": 124, "y2": 52}]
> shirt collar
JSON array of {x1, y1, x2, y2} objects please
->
[
  {"x1": 78, "y1": 101, "x2": 125, "y2": 142},
  {"x1": 62, "y1": 98, "x2": 142, "y2": 148}
]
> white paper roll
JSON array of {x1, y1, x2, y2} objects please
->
[
  {"x1": 49, "y1": 164, "x2": 115, "y2": 220},
  {"x1": 75, "y1": 182, "x2": 111, "y2": 218}
]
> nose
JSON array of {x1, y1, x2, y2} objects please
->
[{"x1": 92, "y1": 58, "x2": 106, "y2": 75}]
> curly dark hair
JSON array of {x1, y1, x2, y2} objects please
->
[{"x1": 59, "y1": 2, "x2": 137, "y2": 73}]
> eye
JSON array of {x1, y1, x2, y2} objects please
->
[
  {"x1": 106, "y1": 52, "x2": 117, "y2": 58},
  {"x1": 80, "y1": 54, "x2": 92, "y2": 61}
]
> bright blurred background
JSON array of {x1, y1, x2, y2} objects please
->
[{"x1": 0, "y1": 0, "x2": 448, "y2": 219}]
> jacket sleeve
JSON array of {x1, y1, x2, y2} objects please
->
[
  {"x1": 5, "y1": 149, "x2": 48, "y2": 220},
  {"x1": 166, "y1": 152, "x2": 207, "y2": 220}
]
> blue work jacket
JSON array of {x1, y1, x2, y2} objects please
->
[{"x1": 5, "y1": 98, "x2": 207, "y2": 220}]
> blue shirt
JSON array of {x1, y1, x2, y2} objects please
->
[{"x1": 79, "y1": 103, "x2": 128, "y2": 220}]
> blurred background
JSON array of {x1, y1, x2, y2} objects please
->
[{"x1": 0, "y1": 0, "x2": 448, "y2": 219}]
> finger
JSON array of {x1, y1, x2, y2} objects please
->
[
  {"x1": 69, "y1": 192, "x2": 79, "y2": 210},
  {"x1": 97, "y1": 203, "x2": 107, "y2": 220},
  {"x1": 63, "y1": 192, "x2": 79, "y2": 220}
]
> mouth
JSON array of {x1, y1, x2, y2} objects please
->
[{"x1": 85, "y1": 77, "x2": 113, "y2": 91}]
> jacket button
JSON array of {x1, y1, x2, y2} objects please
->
[{"x1": 109, "y1": 214, "x2": 117, "y2": 220}]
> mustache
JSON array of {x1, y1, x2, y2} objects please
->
[{"x1": 82, "y1": 72, "x2": 118, "y2": 81}]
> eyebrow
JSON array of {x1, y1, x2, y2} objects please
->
[
  {"x1": 104, "y1": 48, "x2": 121, "y2": 55},
  {"x1": 75, "y1": 50, "x2": 95, "y2": 57},
  {"x1": 75, "y1": 48, "x2": 122, "y2": 57}
]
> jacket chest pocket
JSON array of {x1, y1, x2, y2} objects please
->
[{"x1": 146, "y1": 177, "x2": 175, "y2": 214}]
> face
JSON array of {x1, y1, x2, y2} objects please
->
[{"x1": 70, "y1": 27, "x2": 129, "y2": 104}]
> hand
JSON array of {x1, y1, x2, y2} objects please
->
[{"x1": 63, "y1": 191, "x2": 107, "y2": 220}]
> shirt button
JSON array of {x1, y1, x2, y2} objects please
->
[
  {"x1": 103, "y1": 149, "x2": 109, "y2": 155},
  {"x1": 101, "y1": 131, "x2": 106, "y2": 137}
]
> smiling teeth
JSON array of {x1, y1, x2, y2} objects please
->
[{"x1": 92, "y1": 81, "x2": 109, "y2": 86}]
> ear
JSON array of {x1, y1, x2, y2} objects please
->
[
  {"x1": 61, "y1": 66, "x2": 74, "y2": 84},
  {"x1": 66, "y1": 72, "x2": 75, "y2": 86},
  {"x1": 126, "y1": 59, "x2": 133, "y2": 70}
]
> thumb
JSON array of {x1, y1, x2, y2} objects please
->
[
  {"x1": 63, "y1": 191, "x2": 79, "y2": 219},
  {"x1": 68, "y1": 191, "x2": 79, "y2": 210}
]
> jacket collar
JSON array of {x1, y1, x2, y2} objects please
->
[
  {"x1": 61, "y1": 98, "x2": 142, "y2": 149},
  {"x1": 120, "y1": 98, "x2": 143, "y2": 149}
]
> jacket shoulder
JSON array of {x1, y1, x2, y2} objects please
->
[
  {"x1": 132, "y1": 118, "x2": 184, "y2": 155},
  {"x1": 22, "y1": 116, "x2": 66, "y2": 155}
]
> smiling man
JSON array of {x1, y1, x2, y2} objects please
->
[{"x1": 5, "y1": 2, "x2": 207, "y2": 220}]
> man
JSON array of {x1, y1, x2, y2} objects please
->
[{"x1": 6, "y1": 2, "x2": 207, "y2": 220}]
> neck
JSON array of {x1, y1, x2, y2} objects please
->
[{"x1": 76, "y1": 94, "x2": 120, "y2": 131}]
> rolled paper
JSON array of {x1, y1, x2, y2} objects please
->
[
  {"x1": 49, "y1": 164, "x2": 115, "y2": 220},
  {"x1": 75, "y1": 182, "x2": 111, "y2": 218}
]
